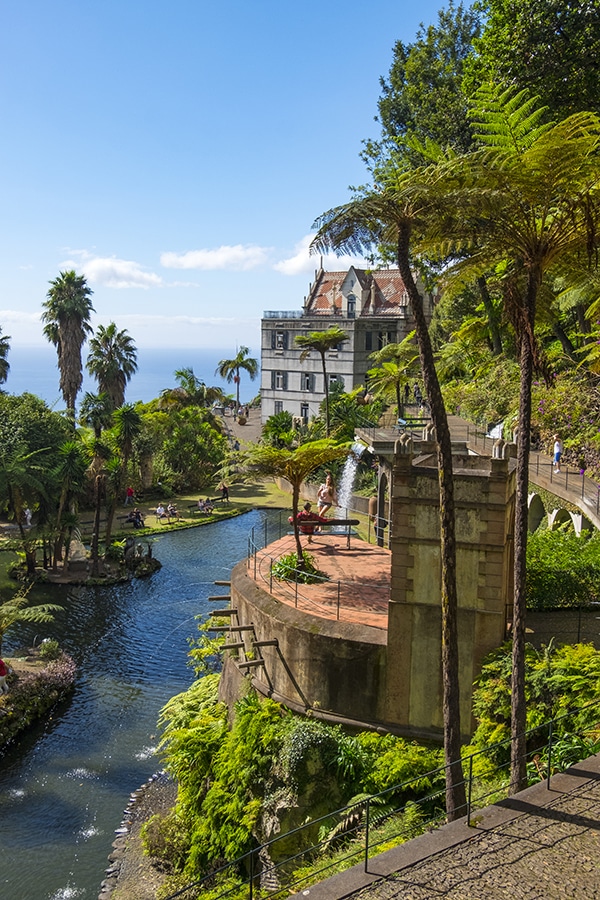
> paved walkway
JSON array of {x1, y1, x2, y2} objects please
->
[
  {"x1": 293, "y1": 754, "x2": 600, "y2": 899},
  {"x1": 251, "y1": 533, "x2": 390, "y2": 629}
]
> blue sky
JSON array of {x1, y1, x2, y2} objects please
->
[{"x1": 1, "y1": 0, "x2": 445, "y2": 354}]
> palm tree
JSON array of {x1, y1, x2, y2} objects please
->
[
  {"x1": 443, "y1": 87, "x2": 600, "y2": 791},
  {"x1": 41, "y1": 270, "x2": 94, "y2": 415},
  {"x1": 79, "y1": 392, "x2": 114, "y2": 438},
  {"x1": 367, "y1": 332, "x2": 420, "y2": 416},
  {"x1": 159, "y1": 367, "x2": 226, "y2": 411},
  {"x1": 86, "y1": 322, "x2": 138, "y2": 410},
  {"x1": 311, "y1": 156, "x2": 467, "y2": 819},
  {"x1": 0, "y1": 444, "x2": 50, "y2": 574},
  {"x1": 51, "y1": 440, "x2": 89, "y2": 569},
  {"x1": 216, "y1": 347, "x2": 258, "y2": 410},
  {"x1": 0, "y1": 327, "x2": 11, "y2": 385},
  {"x1": 240, "y1": 440, "x2": 350, "y2": 566},
  {"x1": 295, "y1": 327, "x2": 350, "y2": 437},
  {"x1": 104, "y1": 404, "x2": 143, "y2": 543}
]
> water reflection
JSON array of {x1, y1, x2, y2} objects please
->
[{"x1": 0, "y1": 510, "x2": 266, "y2": 900}]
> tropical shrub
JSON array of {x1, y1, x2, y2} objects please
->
[
  {"x1": 271, "y1": 551, "x2": 327, "y2": 584},
  {"x1": 526, "y1": 526, "x2": 600, "y2": 610},
  {"x1": 470, "y1": 641, "x2": 600, "y2": 756}
]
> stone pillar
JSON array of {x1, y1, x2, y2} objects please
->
[{"x1": 385, "y1": 445, "x2": 515, "y2": 740}]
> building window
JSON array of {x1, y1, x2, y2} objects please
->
[
  {"x1": 302, "y1": 373, "x2": 314, "y2": 391},
  {"x1": 274, "y1": 401, "x2": 284, "y2": 414},
  {"x1": 271, "y1": 330, "x2": 289, "y2": 350},
  {"x1": 365, "y1": 331, "x2": 372, "y2": 352},
  {"x1": 271, "y1": 370, "x2": 288, "y2": 390},
  {"x1": 347, "y1": 295, "x2": 356, "y2": 318},
  {"x1": 378, "y1": 331, "x2": 395, "y2": 350},
  {"x1": 329, "y1": 374, "x2": 343, "y2": 389},
  {"x1": 300, "y1": 402, "x2": 309, "y2": 424}
]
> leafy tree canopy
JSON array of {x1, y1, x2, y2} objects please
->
[
  {"x1": 371, "y1": 0, "x2": 480, "y2": 161},
  {"x1": 465, "y1": 0, "x2": 600, "y2": 120}
]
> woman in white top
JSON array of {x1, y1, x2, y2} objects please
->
[
  {"x1": 317, "y1": 471, "x2": 336, "y2": 516},
  {"x1": 553, "y1": 434, "x2": 563, "y2": 473}
]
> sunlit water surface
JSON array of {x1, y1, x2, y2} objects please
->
[{"x1": 0, "y1": 510, "x2": 266, "y2": 900}]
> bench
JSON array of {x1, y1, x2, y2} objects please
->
[
  {"x1": 288, "y1": 518, "x2": 360, "y2": 549},
  {"x1": 394, "y1": 417, "x2": 431, "y2": 434},
  {"x1": 118, "y1": 514, "x2": 146, "y2": 527}
]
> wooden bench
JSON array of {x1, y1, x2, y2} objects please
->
[{"x1": 288, "y1": 518, "x2": 360, "y2": 549}]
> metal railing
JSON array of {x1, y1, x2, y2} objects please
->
[
  {"x1": 162, "y1": 702, "x2": 600, "y2": 900},
  {"x1": 464, "y1": 422, "x2": 600, "y2": 522},
  {"x1": 245, "y1": 510, "x2": 390, "y2": 623}
]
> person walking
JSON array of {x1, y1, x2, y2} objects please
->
[
  {"x1": 553, "y1": 434, "x2": 563, "y2": 473},
  {"x1": 0, "y1": 658, "x2": 10, "y2": 694}
]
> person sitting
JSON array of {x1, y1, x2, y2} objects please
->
[
  {"x1": 129, "y1": 507, "x2": 145, "y2": 528},
  {"x1": 167, "y1": 503, "x2": 181, "y2": 520},
  {"x1": 197, "y1": 498, "x2": 207, "y2": 512},
  {"x1": 156, "y1": 503, "x2": 168, "y2": 522},
  {"x1": 204, "y1": 497, "x2": 214, "y2": 513},
  {"x1": 289, "y1": 502, "x2": 329, "y2": 543}
]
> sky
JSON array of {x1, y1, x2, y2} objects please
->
[{"x1": 1, "y1": 0, "x2": 446, "y2": 356}]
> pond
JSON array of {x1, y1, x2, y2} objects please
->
[{"x1": 0, "y1": 510, "x2": 267, "y2": 900}]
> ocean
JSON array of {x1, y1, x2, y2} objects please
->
[{"x1": 3, "y1": 345, "x2": 261, "y2": 408}]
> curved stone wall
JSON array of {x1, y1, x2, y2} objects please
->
[{"x1": 219, "y1": 560, "x2": 389, "y2": 729}]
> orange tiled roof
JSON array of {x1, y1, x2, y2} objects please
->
[{"x1": 304, "y1": 268, "x2": 409, "y2": 317}]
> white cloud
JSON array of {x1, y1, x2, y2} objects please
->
[
  {"x1": 61, "y1": 252, "x2": 163, "y2": 289},
  {"x1": 161, "y1": 244, "x2": 270, "y2": 271},
  {"x1": 273, "y1": 234, "x2": 368, "y2": 276}
]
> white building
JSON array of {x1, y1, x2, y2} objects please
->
[{"x1": 261, "y1": 265, "x2": 435, "y2": 423}]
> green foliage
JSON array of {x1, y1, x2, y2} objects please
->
[
  {"x1": 141, "y1": 809, "x2": 191, "y2": 874},
  {"x1": 532, "y1": 372, "x2": 600, "y2": 461},
  {"x1": 0, "y1": 588, "x2": 63, "y2": 654},
  {"x1": 281, "y1": 718, "x2": 366, "y2": 795},
  {"x1": 271, "y1": 552, "x2": 327, "y2": 585},
  {"x1": 441, "y1": 354, "x2": 519, "y2": 429},
  {"x1": 373, "y1": 0, "x2": 480, "y2": 157},
  {"x1": 464, "y1": 0, "x2": 600, "y2": 121},
  {"x1": 185, "y1": 693, "x2": 288, "y2": 870},
  {"x1": 526, "y1": 527, "x2": 600, "y2": 610},
  {"x1": 471, "y1": 641, "x2": 600, "y2": 756},
  {"x1": 38, "y1": 638, "x2": 61, "y2": 660},
  {"x1": 262, "y1": 410, "x2": 296, "y2": 449},
  {"x1": 355, "y1": 731, "x2": 443, "y2": 800},
  {"x1": 188, "y1": 616, "x2": 227, "y2": 676}
]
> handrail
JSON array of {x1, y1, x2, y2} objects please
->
[
  {"x1": 246, "y1": 510, "x2": 390, "y2": 623},
  {"x1": 161, "y1": 699, "x2": 600, "y2": 900}
]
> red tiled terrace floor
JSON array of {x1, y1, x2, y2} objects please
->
[{"x1": 249, "y1": 533, "x2": 391, "y2": 630}]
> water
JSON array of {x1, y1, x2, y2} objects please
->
[
  {"x1": 4, "y1": 346, "x2": 261, "y2": 407},
  {"x1": 0, "y1": 510, "x2": 266, "y2": 900},
  {"x1": 337, "y1": 453, "x2": 361, "y2": 512}
]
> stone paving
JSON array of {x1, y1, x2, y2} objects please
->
[
  {"x1": 294, "y1": 755, "x2": 600, "y2": 900},
  {"x1": 251, "y1": 533, "x2": 390, "y2": 629}
]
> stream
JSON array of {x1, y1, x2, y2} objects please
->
[{"x1": 0, "y1": 510, "x2": 266, "y2": 900}]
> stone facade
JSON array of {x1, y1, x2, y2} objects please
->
[
  {"x1": 261, "y1": 266, "x2": 435, "y2": 423},
  {"x1": 383, "y1": 437, "x2": 515, "y2": 739}
]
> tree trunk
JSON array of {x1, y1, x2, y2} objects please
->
[
  {"x1": 551, "y1": 320, "x2": 576, "y2": 360},
  {"x1": 91, "y1": 475, "x2": 103, "y2": 577},
  {"x1": 510, "y1": 270, "x2": 539, "y2": 795},
  {"x1": 477, "y1": 276, "x2": 503, "y2": 356},
  {"x1": 397, "y1": 223, "x2": 466, "y2": 820},
  {"x1": 291, "y1": 481, "x2": 305, "y2": 569},
  {"x1": 576, "y1": 303, "x2": 591, "y2": 340}
]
